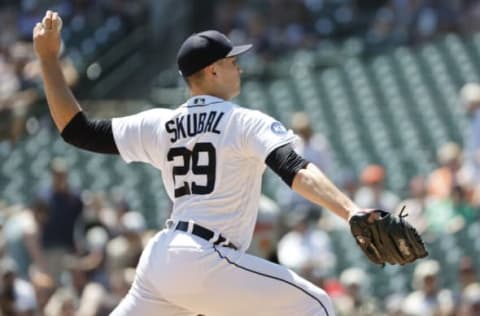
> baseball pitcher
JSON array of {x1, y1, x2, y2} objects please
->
[{"x1": 33, "y1": 10, "x2": 426, "y2": 316}]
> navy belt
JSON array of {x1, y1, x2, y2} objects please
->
[{"x1": 175, "y1": 221, "x2": 238, "y2": 250}]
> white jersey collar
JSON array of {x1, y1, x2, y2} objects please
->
[{"x1": 184, "y1": 95, "x2": 226, "y2": 108}]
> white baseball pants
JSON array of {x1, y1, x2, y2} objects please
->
[{"x1": 110, "y1": 227, "x2": 335, "y2": 316}]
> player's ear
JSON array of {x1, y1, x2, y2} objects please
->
[{"x1": 208, "y1": 64, "x2": 217, "y2": 76}]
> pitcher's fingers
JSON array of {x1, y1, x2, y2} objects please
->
[
  {"x1": 33, "y1": 22, "x2": 43, "y2": 37},
  {"x1": 52, "y1": 12, "x2": 62, "y2": 31},
  {"x1": 43, "y1": 11, "x2": 53, "y2": 30},
  {"x1": 34, "y1": 22, "x2": 43, "y2": 32}
]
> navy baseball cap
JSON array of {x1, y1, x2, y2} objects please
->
[{"x1": 177, "y1": 30, "x2": 252, "y2": 77}]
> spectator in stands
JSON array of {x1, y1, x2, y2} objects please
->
[
  {"x1": 458, "y1": 283, "x2": 480, "y2": 316},
  {"x1": 460, "y1": 82, "x2": 480, "y2": 187},
  {"x1": 30, "y1": 269, "x2": 56, "y2": 316},
  {"x1": 105, "y1": 211, "x2": 146, "y2": 271},
  {"x1": 458, "y1": 257, "x2": 478, "y2": 292},
  {"x1": 0, "y1": 260, "x2": 16, "y2": 316},
  {"x1": 248, "y1": 195, "x2": 282, "y2": 261},
  {"x1": 365, "y1": 6, "x2": 399, "y2": 52},
  {"x1": 384, "y1": 293, "x2": 406, "y2": 316},
  {"x1": 75, "y1": 276, "x2": 107, "y2": 316},
  {"x1": 0, "y1": 5, "x2": 45, "y2": 144},
  {"x1": 5, "y1": 42, "x2": 40, "y2": 144},
  {"x1": 402, "y1": 259, "x2": 455, "y2": 316},
  {"x1": 441, "y1": 0, "x2": 467, "y2": 33},
  {"x1": 0, "y1": 6, "x2": 22, "y2": 103},
  {"x1": 454, "y1": 257, "x2": 479, "y2": 312},
  {"x1": 427, "y1": 142, "x2": 463, "y2": 199},
  {"x1": 104, "y1": 267, "x2": 135, "y2": 311},
  {"x1": 366, "y1": 0, "x2": 470, "y2": 52},
  {"x1": 334, "y1": 267, "x2": 382, "y2": 316},
  {"x1": 0, "y1": 257, "x2": 37, "y2": 316},
  {"x1": 291, "y1": 112, "x2": 333, "y2": 176},
  {"x1": 277, "y1": 208, "x2": 336, "y2": 278},
  {"x1": 451, "y1": 184, "x2": 477, "y2": 222},
  {"x1": 354, "y1": 164, "x2": 400, "y2": 210},
  {"x1": 49, "y1": 253, "x2": 107, "y2": 316},
  {"x1": 109, "y1": 194, "x2": 132, "y2": 236},
  {"x1": 243, "y1": 11, "x2": 275, "y2": 60},
  {"x1": 100, "y1": 0, "x2": 148, "y2": 29},
  {"x1": 81, "y1": 191, "x2": 118, "y2": 241},
  {"x1": 0, "y1": 39, "x2": 24, "y2": 142},
  {"x1": 460, "y1": 1, "x2": 480, "y2": 35},
  {"x1": 80, "y1": 226, "x2": 110, "y2": 287},
  {"x1": 43, "y1": 287, "x2": 77, "y2": 316},
  {"x1": 37, "y1": 158, "x2": 84, "y2": 281},
  {"x1": 425, "y1": 143, "x2": 475, "y2": 233},
  {"x1": 409, "y1": 2, "x2": 446, "y2": 45},
  {"x1": 3, "y1": 199, "x2": 50, "y2": 281},
  {"x1": 278, "y1": 112, "x2": 333, "y2": 218},
  {"x1": 424, "y1": 183, "x2": 474, "y2": 233}
]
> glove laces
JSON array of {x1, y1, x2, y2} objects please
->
[{"x1": 399, "y1": 205, "x2": 425, "y2": 248}]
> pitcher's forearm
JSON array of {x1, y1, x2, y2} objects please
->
[
  {"x1": 292, "y1": 163, "x2": 360, "y2": 220},
  {"x1": 39, "y1": 57, "x2": 81, "y2": 132}
]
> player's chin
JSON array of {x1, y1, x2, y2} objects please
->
[
  {"x1": 234, "y1": 81, "x2": 241, "y2": 95},
  {"x1": 231, "y1": 86, "x2": 241, "y2": 99},
  {"x1": 227, "y1": 83, "x2": 241, "y2": 99}
]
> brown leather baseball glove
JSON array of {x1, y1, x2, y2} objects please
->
[{"x1": 349, "y1": 207, "x2": 428, "y2": 266}]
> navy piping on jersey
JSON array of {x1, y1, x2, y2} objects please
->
[
  {"x1": 185, "y1": 101, "x2": 224, "y2": 108},
  {"x1": 213, "y1": 246, "x2": 330, "y2": 316}
]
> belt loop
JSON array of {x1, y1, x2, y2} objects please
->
[
  {"x1": 209, "y1": 230, "x2": 220, "y2": 244},
  {"x1": 221, "y1": 238, "x2": 230, "y2": 247},
  {"x1": 187, "y1": 220, "x2": 194, "y2": 234}
]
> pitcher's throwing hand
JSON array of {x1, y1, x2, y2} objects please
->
[{"x1": 33, "y1": 10, "x2": 63, "y2": 60}]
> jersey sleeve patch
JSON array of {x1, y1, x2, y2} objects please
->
[
  {"x1": 241, "y1": 109, "x2": 297, "y2": 161},
  {"x1": 270, "y1": 121, "x2": 288, "y2": 135}
]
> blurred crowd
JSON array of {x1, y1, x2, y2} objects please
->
[
  {"x1": 2, "y1": 1, "x2": 480, "y2": 316},
  {"x1": 0, "y1": 85, "x2": 479, "y2": 314},
  {"x1": 0, "y1": 0, "x2": 148, "y2": 144},
  {"x1": 214, "y1": 0, "x2": 480, "y2": 59},
  {"x1": 3, "y1": 0, "x2": 480, "y2": 143},
  {"x1": 0, "y1": 157, "x2": 154, "y2": 316}
]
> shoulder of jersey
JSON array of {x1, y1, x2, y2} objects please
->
[
  {"x1": 231, "y1": 104, "x2": 265, "y2": 119},
  {"x1": 135, "y1": 108, "x2": 174, "y2": 128},
  {"x1": 148, "y1": 107, "x2": 174, "y2": 119},
  {"x1": 142, "y1": 107, "x2": 173, "y2": 116}
]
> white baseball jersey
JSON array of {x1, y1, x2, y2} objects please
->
[{"x1": 112, "y1": 95, "x2": 296, "y2": 251}]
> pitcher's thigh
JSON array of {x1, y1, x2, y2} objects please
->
[{"x1": 198, "y1": 247, "x2": 335, "y2": 316}]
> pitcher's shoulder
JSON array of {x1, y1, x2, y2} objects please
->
[
  {"x1": 144, "y1": 107, "x2": 177, "y2": 122},
  {"x1": 231, "y1": 106, "x2": 277, "y2": 125},
  {"x1": 230, "y1": 103, "x2": 266, "y2": 118},
  {"x1": 132, "y1": 107, "x2": 174, "y2": 118}
]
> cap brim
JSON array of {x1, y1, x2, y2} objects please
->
[{"x1": 227, "y1": 44, "x2": 253, "y2": 57}]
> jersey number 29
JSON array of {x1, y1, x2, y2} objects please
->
[{"x1": 167, "y1": 142, "x2": 216, "y2": 198}]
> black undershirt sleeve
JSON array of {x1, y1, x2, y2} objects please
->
[
  {"x1": 61, "y1": 111, "x2": 119, "y2": 155},
  {"x1": 265, "y1": 144, "x2": 310, "y2": 187}
]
